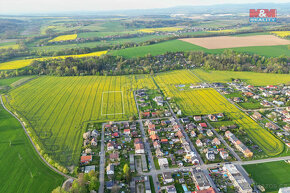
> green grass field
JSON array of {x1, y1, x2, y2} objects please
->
[
  {"x1": 0, "y1": 103, "x2": 64, "y2": 193},
  {"x1": 5, "y1": 75, "x2": 156, "y2": 167},
  {"x1": 111, "y1": 40, "x2": 223, "y2": 58},
  {"x1": 111, "y1": 39, "x2": 290, "y2": 58},
  {"x1": 243, "y1": 161, "x2": 290, "y2": 193},
  {"x1": 154, "y1": 70, "x2": 284, "y2": 157},
  {"x1": 192, "y1": 69, "x2": 290, "y2": 86}
]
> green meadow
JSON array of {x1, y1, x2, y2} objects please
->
[{"x1": 243, "y1": 161, "x2": 290, "y2": 193}]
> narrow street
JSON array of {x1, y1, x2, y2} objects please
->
[
  {"x1": 204, "y1": 118, "x2": 242, "y2": 161},
  {"x1": 98, "y1": 123, "x2": 106, "y2": 193}
]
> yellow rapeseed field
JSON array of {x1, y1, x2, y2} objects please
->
[
  {"x1": 0, "y1": 44, "x2": 20, "y2": 50},
  {"x1": 271, "y1": 31, "x2": 290, "y2": 38},
  {"x1": 138, "y1": 27, "x2": 183, "y2": 33},
  {"x1": 48, "y1": 34, "x2": 77, "y2": 42},
  {"x1": 0, "y1": 51, "x2": 108, "y2": 70}
]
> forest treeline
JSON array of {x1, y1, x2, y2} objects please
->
[{"x1": 1, "y1": 50, "x2": 288, "y2": 78}]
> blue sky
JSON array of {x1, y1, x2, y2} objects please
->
[{"x1": 0, "y1": 0, "x2": 289, "y2": 14}]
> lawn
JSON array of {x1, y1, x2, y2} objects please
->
[
  {"x1": 243, "y1": 161, "x2": 290, "y2": 192},
  {"x1": 5, "y1": 74, "x2": 156, "y2": 167},
  {"x1": 0, "y1": 104, "x2": 64, "y2": 193},
  {"x1": 192, "y1": 69, "x2": 290, "y2": 86}
]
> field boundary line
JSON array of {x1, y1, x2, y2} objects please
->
[
  {"x1": 101, "y1": 91, "x2": 125, "y2": 116},
  {"x1": 0, "y1": 95, "x2": 74, "y2": 180}
]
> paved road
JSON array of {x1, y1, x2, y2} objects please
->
[
  {"x1": 0, "y1": 95, "x2": 73, "y2": 179},
  {"x1": 204, "y1": 118, "x2": 242, "y2": 162},
  {"x1": 165, "y1": 101, "x2": 219, "y2": 191},
  {"x1": 98, "y1": 123, "x2": 106, "y2": 193},
  {"x1": 134, "y1": 91, "x2": 160, "y2": 193}
]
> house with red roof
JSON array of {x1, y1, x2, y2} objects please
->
[
  {"x1": 199, "y1": 123, "x2": 207, "y2": 128},
  {"x1": 81, "y1": 155, "x2": 92, "y2": 164}
]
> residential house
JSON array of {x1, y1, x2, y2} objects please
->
[
  {"x1": 217, "y1": 113, "x2": 224, "y2": 118},
  {"x1": 220, "y1": 150, "x2": 229, "y2": 159},
  {"x1": 107, "y1": 142, "x2": 115, "y2": 151},
  {"x1": 196, "y1": 139, "x2": 203, "y2": 147},
  {"x1": 252, "y1": 112, "x2": 262, "y2": 120},
  {"x1": 162, "y1": 172, "x2": 173, "y2": 183},
  {"x1": 166, "y1": 185, "x2": 177, "y2": 193},
  {"x1": 83, "y1": 131, "x2": 91, "y2": 139},
  {"x1": 199, "y1": 123, "x2": 207, "y2": 128},
  {"x1": 155, "y1": 148, "x2": 164, "y2": 157},
  {"x1": 109, "y1": 152, "x2": 119, "y2": 162},
  {"x1": 265, "y1": 122, "x2": 279, "y2": 130},
  {"x1": 81, "y1": 155, "x2": 92, "y2": 164},
  {"x1": 158, "y1": 158, "x2": 169, "y2": 169},
  {"x1": 106, "y1": 164, "x2": 114, "y2": 175},
  {"x1": 153, "y1": 141, "x2": 161, "y2": 149},
  {"x1": 153, "y1": 96, "x2": 164, "y2": 106},
  {"x1": 91, "y1": 138, "x2": 97, "y2": 146},
  {"x1": 84, "y1": 165, "x2": 95, "y2": 173},
  {"x1": 212, "y1": 137, "x2": 221, "y2": 146},
  {"x1": 225, "y1": 131, "x2": 253, "y2": 157},
  {"x1": 206, "y1": 130, "x2": 213, "y2": 137},
  {"x1": 208, "y1": 115, "x2": 217, "y2": 121},
  {"x1": 194, "y1": 116, "x2": 202, "y2": 121},
  {"x1": 91, "y1": 129, "x2": 98, "y2": 137},
  {"x1": 193, "y1": 187, "x2": 216, "y2": 193},
  {"x1": 206, "y1": 151, "x2": 215, "y2": 161},
  {"x1": 161, "y1": 139, "x2": 168, "y2": 143},
  {"x1": 150, "y1": 134, "x2": 159, "y2": 141},
  {"x1": 143, "y1": 112, "x2": 150, "y2": 118},
  {"x1": 124, "y1": 129, "x2": 130, "y2": 135},
  {"x1": 135, "y1": 143, "x2": 145, "y2": 154},
  {"x1": 233, "y1": 97, "x2": 242, "y2": 103},
  {"x1": 283, "y1": 125, "x2": 290, "y2": 131},
  {"x1": 191, "y1": 130, "x2": 196, "y2": 137}
]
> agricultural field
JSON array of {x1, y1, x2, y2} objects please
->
[
  {"x1": 30, "y1": 34, "x2": 171, "y2": 52},
  {"x1": 48, "y1": 34, "x2": 77, "y2": 42},
  {"x1": 179, "y1": 35, "x2": 290, "y2": 49},
  {"x1": 4, "y1": 74, "x2": 156, "y2": 167},
  {"x1": 0, "y1": 43, "x2": 20, "y2": 50},
  {"x1": 138, "y1": 27, "x2": 183, "y2": 33},
  {"x1": 192, "y1": 69, "x2": 290, "y2": 86},
  {"x1": 0, "y1": 50, "x2": 107, "y2": 70},
  {"x1": 77, "y1": 31, "x2": 139, "y2": 38},
  {"x1": 0, "y1": 103, "x2": 64, "y2": 193},
  {"x1": 243, "y1": 161, "x2": 290, "y2": 193},
  {"x1": 271, "y1": 31, "x2": 290, "y2": 38},
  {"x1": 154, "y1": 70, "x2": 284, "y2": 157},
  {"x1": 111, "y1": 39, "x2": 290, "y2": 58},
  {"x1": 110, "y1": 39, "x2": 223, "y2": 58}
]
